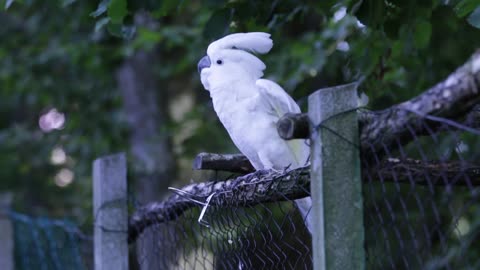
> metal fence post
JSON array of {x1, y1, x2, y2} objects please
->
[
  {"x1": 308, "y1": 83, "x2": 365, "y2": 270},
  {"x1": 93, "y1": 153, "x2": 129, "y2": 270}
]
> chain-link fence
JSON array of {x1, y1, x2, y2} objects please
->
[
  {"x1": 10, "y1": 211, "x2": 93, "y2": 270},
  {"x1": 11, "y1": 112, "x2": 479, "y2": 270},
  {"x1": 132, "y1": 177, "x2": 313, "y2": 270},
  {"x1": 362, "y1": 110, "x2": 480, "y2": 270},
  {"x1": 97, "y1": 52, "x2": 480, "y2": 270},
  {"x1": 128, "y1": 111, "x2": 480, "y2": 270}
]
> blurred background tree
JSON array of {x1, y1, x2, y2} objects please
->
[{"x1": 1, "y1": 0, "x2": 479, "y2": 268}]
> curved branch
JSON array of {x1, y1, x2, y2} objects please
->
[
  {"x1": 360, "y1": 50, "x2": 480, "y2": 153},
  {"x1": 128, "y1": 167, "x2": 310, "y2": 243},
  {"x1": 368, "y1": 158, "x2": 480, "y2": 186},
  {"x1": 129, "y1": 158, "x2": 480, "y2": 243},
  {"x1": 277, "y1": 50, "x2": 480, "y2": 155}
]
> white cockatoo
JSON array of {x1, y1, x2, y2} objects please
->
[{"x1": 197, "y1": 32, "x2": 312, "y2": 233}]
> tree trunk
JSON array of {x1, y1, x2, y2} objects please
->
[{"x1": 116, "y1": 11, "x2": 176, "y2": 270}]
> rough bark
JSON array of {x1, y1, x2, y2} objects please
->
[
  {"x1": 193, "y1": 153, "x2": 480, "y2": 185},
  {"x1": 128, "y1": 157, "x2": 480, "y2": 242},
  {"x1": 128, "y1": 167, "x2": 310, "y2": 243},
  {"x1": 193, "y1": 152, "x2": 255, "y2": 174},
  {"x1": 276, "y1": 112, "x2": 310, "y2": 140},
  {"x1": 367, "y1": 158, "x2": 480, "y2": 186},
  {"x1": 360, "y1": 49, "x2": 480, "y2": 154},
  {"x1": 277, "y1": 50, "x2": 480, "y2": 156}
]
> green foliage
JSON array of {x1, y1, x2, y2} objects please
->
[
  {"x1": 453, "y1": 0, "x2": 480, "y2": 17},
  {"x1": 1, "y1": 2, "x2": 480, "y2": 267},
  {"x1": 343, "y1": 1, "x2": 480, "y2": 110},
  {"x1": 107, "y1": 0, "x2": 126, "y2": 23},
  {"x1": 0, "y1": 1, "x2": 128, "y2": 222},
  {"x1": 91, "y1": 0, "x2": 133, "y2": 38},
  {"x1": 203, "y1": 8, "x2": 233, "y2": 40},
  {"x1": 413, "y1": 20, "x2": 432, "y2": 48}
]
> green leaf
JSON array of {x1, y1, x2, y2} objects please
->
[
  {"x1": 107, "y1": 0, "x2": 127, "y2": 24},
  {"x1": 414, "y1": 20, "x2": 432, "y2": 48},
  {"x1": 131, "y1": 28, "x2": 163, "y2": 50},
  {"x1": 467, "y1": 6, "x2": 480, "y2": 28},
  {"x1": 454, "y1": 0, "x2": 480, "y2": 17},
  {"x1": 107, "y1": 22, "x2": 123, "y2": 37},
  {"x1": 203, "y1": 8, "x2": 233, "y2": 40},
  {"x1": 138, "y1": 28, "x2": 162, "y2": 43},
  {"x1": 391, "y1": 40, "x2": 404, "y2": 59},
  {"x1": 90, "y1": 0, "x2": 109, "y2": 18}
]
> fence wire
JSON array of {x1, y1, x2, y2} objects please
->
[
  {"x1": 10, "y1": 211, "x2": 92, "y2": 270},
  {"x1": 362, "y1": 114, "x2": 480, "y2": 270},
  {"x1": 128, "y1": 108, "x2": 479, "y2": 270},
  {"x1": 133, "y1": 186, "x2": 312, "y2": 269}
]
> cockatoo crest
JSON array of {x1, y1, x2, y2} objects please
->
[
  {"x1": 198, "y1": 32, "x2": 274, "y2": 90},
  {"x1": 206, "y1": 32, "x2": 273, "y2": 56}
]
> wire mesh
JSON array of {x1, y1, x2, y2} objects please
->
[
  {"x1": 129, "y1": 108, "x2": 480, "y2": 269},
  {"x1": 10, "y1": 211, "x2": 92, "y2": 270},
  {"x1": 362, "y1": 113, "x2": 480, "y2": 270},
  {"x1": 131, "y1": 171, "x2": 313, "y2": 270}
]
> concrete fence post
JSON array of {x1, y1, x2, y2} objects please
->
[
  {"x1": 93, "y1": 153, "x2": 129, "y2": 270},
  {"x1": 308, "y1": 83, "x2": 365, "y2": 270}
]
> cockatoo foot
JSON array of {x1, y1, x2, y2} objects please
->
[
  {"x1": 269, "y1": 168, "x2": 284, "y2": 174},
  {"x1": 269, "y1": 165, "x2": 292, "y2": 174}
]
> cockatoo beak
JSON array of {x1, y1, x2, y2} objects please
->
[{"x1": 197, "y1": 55, "x2": 211, "y2": 74}]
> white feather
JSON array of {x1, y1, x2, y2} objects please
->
[
  {"x1": 256, "y1": 79, "x2": 301, "y2": 115},
  {"x1": 256, "y1": 79, "x2": 309, "y2": 167},
  {"x1": 207, "y1": 32, "x2": 273, "y2": 56}
]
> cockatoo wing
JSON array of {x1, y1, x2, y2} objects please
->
[
  {"x1": 256, "y1": 79, "x2": 309, "y2": 168},
  {"x1": 207, "y1": 32, "x2": 273, "y2": 56},
  {"x1": 256, "y1": 79, "x2": 312, "y2": 232}
]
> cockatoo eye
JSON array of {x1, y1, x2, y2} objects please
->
[{"x1": 216, "y1": 59, "x2": 223, "y2": 65}]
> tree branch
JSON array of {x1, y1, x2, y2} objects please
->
[
  {"x1": 193, "y1": 152, "x2": 255, "y2": 174},
  {"x1": 277, "y1": 51, "x2": 480, "y2": 155},
  {"x1": 276, "y1": 113, "x2": 310, "y2": 140},
  {"x1": 128, "y1": 167, "x2": 310, "y2": 243},
  {"x1": 360, "y1": 50, "x2": 480, "y2": 153},
  {"x1": 367, "y1": 158, "x2": 480, "y2": 186},
  {"x1": 193, "y1": 153, "x2": 480, "y2": 186},
  {"x1": 129, "y1": 157, "x2": 480, "y2": 243}
]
